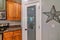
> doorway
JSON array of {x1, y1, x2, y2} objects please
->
[{"x1": 22, "y1": 2, "x2": 40, "y2": 40}]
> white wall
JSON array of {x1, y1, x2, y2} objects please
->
[
  {"x1": 42, "y1": 0, "x2": 60, "y2": 12},
  {"x1": 42, "y1": 0, "x2": 60, "y2": 40}
]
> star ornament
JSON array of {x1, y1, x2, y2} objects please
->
[{"x1": 43, "y1": 5, "x2": 60, "y2": 23}]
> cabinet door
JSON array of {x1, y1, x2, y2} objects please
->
[
  {"x1": 3, "y1": 32, "x2": 10, "y2": 38},
  {"x1": 14, "y1": 35, "x2": 22, "y2": 40},
  {"x1": 7, "y1": 1, "x2": 21, "y2": 20},
  {"x1": 3, "y1": 30, "x2": 22, "y2": 40},
  {"x1": 3, "y1": 37, "x2": 13, "y2": 40},
  {"x1": 13, "y1": 30, "x2": 22, "y2": 40},
  {"x1": 14, "y1": 3, "x2": 21, "y2": 20},
  {"x1": 7, "y1": 1, "x2": 15, "y2": 20},
  {"x1": 3, "y1": 31, "x2": 13, "y2": 40},
  {"x1": 14, "y1": 30, "x2": 22, "y2": 36}
]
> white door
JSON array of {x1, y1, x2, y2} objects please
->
[{"x1": 22, "y1": 2, "x2": 40, "y2": 40}]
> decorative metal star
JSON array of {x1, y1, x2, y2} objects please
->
[{"x1": 43, "y1": 5, "x2": 60, "y2": 23}]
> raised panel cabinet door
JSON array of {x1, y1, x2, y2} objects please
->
[
  {"x1": 3, "y1": 31, "x2": 13, "y2": 40},
  {"x1": 7, "y1": 1, "x2": 21, "y2": 20},
  {"x1": 13, "y1": 3, "x2": 21, "y2": 20},
  {"x1": 7, "y1": 1, "x2": 15, "y2": 20},
  {"x1": 3, "y1": 37, "x2": 13, "y2": 40},
  {"x1": 14, "y1": 35, "x2": 22, "y2": 40},
  {"x1": 3, "y1": 32, "x2": 10, "y2": 38},
  {"x1": 13, "y1": 30, "x2": 22, "y2": 40},
  {"x1": 14, "y1": 30, "x2": 22, "y2": 36}
]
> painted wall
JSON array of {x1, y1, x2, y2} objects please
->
[{"x1": 42, "y1": 0, "x2": 60, "y2": 40}]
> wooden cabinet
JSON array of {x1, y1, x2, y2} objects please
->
[
  {"x1": 13, "y1": 30, "x2": 22, "y2": 40},
  {"x1": 3, "y1": 29, "x2": 22, "y2": 40},
  {"x1": 14, "y1": 35, "x2": 22, "y2": 40},
  {"x1": 3, "y1": 31, "x2": 13, "y2": 38},
  {"x1": 3, "y1": 31, "x2": 13, "y2": 40},
  {"x1": 14, "y1": 30, "x2": 22, "y2": 36},
  {"x1": 7, "y1": 1, "x2": 21, "y2": 20}
]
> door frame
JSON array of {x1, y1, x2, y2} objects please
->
[{"x1": 22, "y1": 1, "x2": 41, "y2": 40}]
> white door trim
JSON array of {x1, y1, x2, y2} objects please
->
[{"x1": 22, "y1": 1, "x2": 40, "y2": 40}]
